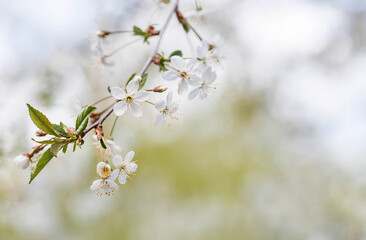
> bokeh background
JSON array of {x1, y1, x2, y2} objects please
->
[{"x1": 1, "y1": 0, "x2": 366, "y2": 239}]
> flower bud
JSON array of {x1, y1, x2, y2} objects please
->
[
  {"x1": 95, "y1": 30, "x2": 111, "y2": 38},
  {"x1": 14, "y1": 154, "x2": 30, "y2": 169},
  {"x1": 146, "y1": 26, "x2": 160, "y2": 36},
  {"x1": 35, "y1": 130, "x2": 47, "y2": 137},
  {"x1": 95, "y1": 124, "x2": 104, "y2": 140},
  {"x1": 153, "y1": 86, "x2": 168, "y2": 93},
  {"x1": 67, "y1": 127, "x2": 76, "y2": 135}
]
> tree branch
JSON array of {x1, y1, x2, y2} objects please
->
[{"x1": 81, "y1": 0, "x2": 180, "y2": 138}]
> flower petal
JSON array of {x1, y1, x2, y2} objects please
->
[
  {"x1": 126, "y1": 79, "x2": 139, "y2": 94},
  {"x1": 154, "y1": 114, "x2": 166, "y2": 125},
  {"x1": 111, "y1": 87, "x2": 126, "y2": 100},
  {"x1": 134, "y1": 91, "x2": 149, "y2": 102},
  {"x1": 178, "y1": 79, "x2": 188, "y2": 95},
  {"x1": 124, "y1": 151, "x2": 135, "y2": 164},
  {"x1": 155, "y1": 100, "x2": 166, "y2": 111},
  {"x1": 199, "y1": 88, "x2": 208, "y2": 99},
  {"x1": 163, "y1": 71, "x2": 180, "y2": 81},
  {"x1": 166, "y1": 91, "x2": 173, "y2": 105},
  {"x1": 189, "y1": 74, "x2": 202, "y2": 86},
  {"x1": 128, "y1": 162, "x2": 138, "y2": 173},
  {"x1": 90, "y1": 179, "x2": 102, "y2": 191},
  {"x1": 97, "y1": 162, "x2": 111, "y2": 178},
  {"x1": 109, "y1": 169, "x2": 119, "y2": 181},
  {"x1": 107, "y1": 179, "x2": 119, "y2": 191},
  {"x1": 118, "y1": 172, "x2": 127, "y2": 184},
  {"x1": 129, "y1": 101, "x2": 143, "y2": 117},
  {"x1": 112, "y1": 155, "x2": 123, "y2": 167},
  {"x1": 170, "y1": 56, "x2": 185, "y2": 70},
  {"x1": 188, "y1": 88, "x2": 200, "y2": 100},
  {"x1": 114, "y1": 101, "x2": 127, "y2": 116}
]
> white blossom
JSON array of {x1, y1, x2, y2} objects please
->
[
  {"x1": 14, "y1": 155, "x2": 30, "y2": 169},
  {"x1": 111, "y1": 151, "x2": 138, "y2": 185},
  {"x1": 154, "y1": 91, "x2": 179, "y2": 125},
  {"x1": 163, "y1": 56, "x2": 201, "y2": 95},
  {"x1": 111, "y1": 77, "x2": 149, "y2": 117},
  {"x1": 90, "y1": 162, "x2": 119, "y2": 196},
  {"x1": 196, "y1": 36, "x2": 223, "y2": 67},
  {"x1": 188, "y1": 67, "x2": 217, "y2": 100},
  {"x1": 185, "y1": 8, "x2": 214, "y2": 25}
]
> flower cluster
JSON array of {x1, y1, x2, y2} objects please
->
[
  {"x1": 90, "y1": 151, "x2": 137, "y2": 196},
  {"x1": 15, "y1": 1, "x2": 224, "y2": 197}
]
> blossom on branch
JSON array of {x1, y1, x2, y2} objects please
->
[{"x1": 111, "y1": 77, "x2": 149, "y2": 117}]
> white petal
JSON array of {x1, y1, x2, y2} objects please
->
[
  {"x1": 155, "y1": 100, "x2": 166, "y2": 111},
  {"x1": 107, "y1": 179, "x2": 119, "y2": 190},
  {"x1": 124, "y1": 151, "x2": 135, "y2": 164},
  {"x1": 128, "y1": 162, "x2": 138, "y2": 173},
  {"x1": 112, "y1": 155, "x2": 123, "y2": 167},
  {"x1": 118, "y1": 172, "x2": 127, "y2": 184},
  {"x1": 97, "y1": 162, "x2": 111, "y2": 178},
  {"x1": 126, "y1": 79, "x2": 139, "y2": 94},
  {"x1": 129, "y1": 101, "x2": 143, "y2": 117},
  {"x1": 109, "y1": 169, "x2": 119, "y2": 181},
  {"x1": 90, "y1": 179, "x2": 102, "y2": 191},
  {"x1": 186, "y1": 59, "x2": 198, "y2": 71},
  {"x1": 134, "y1": 91, "x2": 149, "y2": 102},
  {"x1": 189, "y1": 74, "x2": 202, "y2": 86},
  {"x1": 170, "y1": 56, "x2": 185, "y2": 70},
  {"x1": 110, "y1": 87, "x2": 126, "y2": 100},
  {"x1": 154, "y1": 114, "x2": 166, "y2": 125},
  {"x1": 178, "y1": 79, "x2": 188, "y2": 95},
  {"x1": 199, "y1": 88, "x2": 208, "y2": 99},
  {"x1": 188, "y1": 88, "x2": 200, "y2": 100},
  {"x1": 166, "y1": 91, "x2": 173, "y2": 105},
  {"x1": 163, "y1": 71, "x2": 180, "y2": 81},
  {"x1": 207, "y1": 70, "x2": 217, "y2": 84},
  {"x1": 113, "y1": 101, "x2": 127, "y2": 116}
]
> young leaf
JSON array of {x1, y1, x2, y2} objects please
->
[
  {"x1": 133, "y1": 26, "x2": 145, "y2": 36},
  {"x1": 183, "y1": 23, "x2": 190, "y2": 33},
  {"x1": 50, "y1": 142, "x2": 67, "y2": 157},
  {"x1": 76, "y1": 118, "x2": 89, "y2": 135},
  {"x1": 100, "y1": 138, "x2": 107, "y2": 149},
  {"x1": 139, "y1": 73, "x2": 148, "y2": 90},
  {"x1": 75, "y1": 106, "x2": 96, "y2": 131},
  {"x1": 52, "y1": 124, "x2": 69, "y2": 137},
  {"x1": 169, "y1": 50, "x2": 183, "y2": 58},
  {"x1": 29, "y1": 148, "x2": 54, "y2": 184},
  {"x1": 26, "y1": 104, "x2": 58, "y2": 136},
  {"x1": 62, "y1": 144, "x2": 68, "y2": 154},
  {"x1": 31, "y1": 138, "x2": 56, "y2": 145}
]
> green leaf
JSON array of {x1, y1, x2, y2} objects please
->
[
  {"x1": 126, "y1": 73, "x2": 136, "y2": 87},
  {"x1": 139, "y1": 73, "x2": 148, "y2": 90},
  {"x1": 133, "y1": 26, "x2": 145, "y2": 36},
  {"x1": 50, "y1": 142, "x2": 67, "y2": 157},
  {"x1": 169, "y1": 50, "x2": 183, "y2": 58},
  {"x1": 29, "y1": 148, "x2": 54, "y2": 184},
  {"x1": 100, "y1": 138, "x2": 107, "y2": 149},
  {"x1": 31, "y1": 138, "x2": 55, "y2": 145},
  {"x1": 26, "y1": 104, "x2": 58, "y2": 136},
  {"x1": 73, "y1": 142, "x2": 76, "y2": 152},
  {"x1": 183, "y1": 23, "x2": 190, "y2": 33},
  {"x1": 62, "y1": 144, "x2": 68, "y2": 154},
  {"x1": 52, "y1": 124, "x2": 69, "y2": 137},
  {"x1": 75, "y1": 106, "x2": 96, "y2": 131},
  {"x1": 76, "y1": 118, "x2": 88, "y2": 135}
]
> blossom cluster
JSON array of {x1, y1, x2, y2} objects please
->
[{"x1": 15, "y1": 1, "x2": 224, "y2": 196}]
